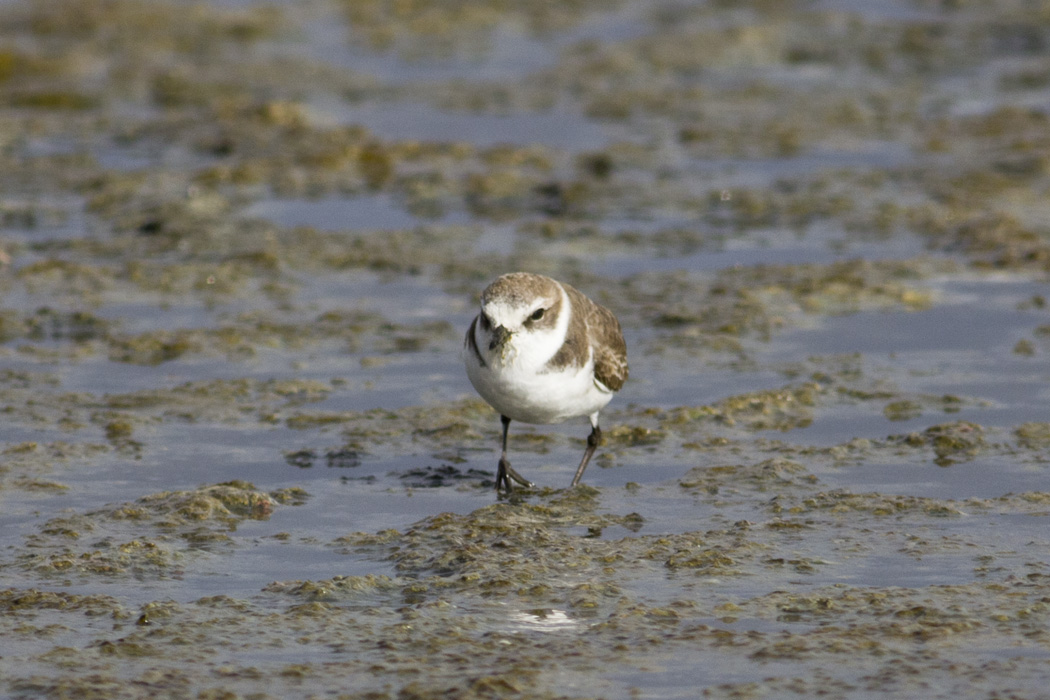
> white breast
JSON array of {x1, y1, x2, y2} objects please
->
[{"x1": 467, "y1": 348, "x2": 613, "y2": 424}]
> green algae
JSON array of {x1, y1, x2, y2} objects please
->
[
  {"x1": 1, "y1": 0, "x2": 1050, "y2": 698},
  {"x1": 0, "y1": 588, "x2": 124, "y2": 615},
  {"x1": 0, "y1": 441, "x2": 110, "y2": 494},
  {"x1": 17, "y1": 482, "x2": 307, "y2": 578},
  {"x1": 108, "y1": 332, "x2": 200, "y2": 366},
  {"x1": 883, "y1": 399, "x2": 923, "y2": 422},
  {"x1": 679, "y1": 458, "x2": 817, "y2": 496},
  {"x1": 898, "y1": 421, "x2": 988, "y2": 467},
  {"x1": 776, "y1": 491, "x2": 968, "y2": 518},
  {"x1": 1015, "y1": 422, "x2": 1050, "y2": 449}
]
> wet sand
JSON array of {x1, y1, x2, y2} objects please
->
[{"x1": 2, "y1": 0, "x2": 1050, "y2": 698}]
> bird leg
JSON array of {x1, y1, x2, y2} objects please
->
[
  {"x1": 570, "y1": 422, "x2": 602, "y2": 487},
  {"x1": 495, "y1": 415, "x2": 533, "y2": 492}
]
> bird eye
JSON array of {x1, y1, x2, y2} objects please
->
[
  {"x1": 530, "y1": 308, "x2": 545, "y2": 321},
  {"x1": 480, "y1": 313, "x2": 491, "y2": 329}
]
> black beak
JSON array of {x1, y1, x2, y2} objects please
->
[{"x1": 489, "y1": 325, "x2": 511, "y2": 350}]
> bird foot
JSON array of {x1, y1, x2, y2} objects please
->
[{"x1": 495, "y1": 457, "x2": 533, "y2": 492}]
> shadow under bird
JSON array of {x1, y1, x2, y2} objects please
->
[{"x1": 464, "y1": 272, "x2": 628, "y2": 491}]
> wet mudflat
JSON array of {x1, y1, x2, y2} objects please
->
[{"x1": 1, "y1": 0, "x2": 1050, "y2": 698}]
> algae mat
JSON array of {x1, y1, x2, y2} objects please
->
[{"x1": 2, "y1": 0, "x2": 1050, "y2": 698}]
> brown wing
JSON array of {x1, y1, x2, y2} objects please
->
[{"x1": 562, "y1": 284, "x2": 628, "y2": 392}]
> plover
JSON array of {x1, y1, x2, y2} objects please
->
[{"x1": 464, "y1": 272, "x2": 628, "y2": 491}]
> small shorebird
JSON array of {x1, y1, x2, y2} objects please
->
[{"x1": 464, "y1": 272, "x2": 628, "y2": 491}]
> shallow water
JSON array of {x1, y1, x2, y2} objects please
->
[
  {"x1": 2, "y1": 0, "x2": 1050, "y2": 699},
  {"x1": 313, "y1": 99, "x2": 613, "y2": 151}
]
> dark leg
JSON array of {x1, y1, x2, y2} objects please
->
[
  {"x1": 570, "y1": 423, "x2": 602, "y2": 487},
  {"x1": 495, "y1": 415, "x2": 533, "y2": 492}
]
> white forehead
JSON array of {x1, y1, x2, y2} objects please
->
[
  {"x1": 479, "y1": 273, "x2": 562, "y2": 329},
  {"x1": 482, "y1": 297, "x2": 541, "y2": 328}
]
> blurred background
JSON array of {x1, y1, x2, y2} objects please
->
[{"x1": 1, "y1": 1, "x2": 1049, "y2": 698}]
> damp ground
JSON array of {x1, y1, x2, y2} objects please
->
[{"x1": 2, "y1": 0, "x2": 1050, "y2": 698}]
